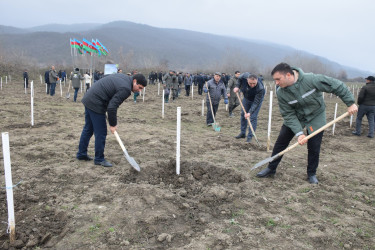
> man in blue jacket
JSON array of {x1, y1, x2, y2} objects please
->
[
  {"x1": 234, "y1": 73, "x2": 265, "y2": 142},
  {"x1": 76, "y1": 73, "x2": 147, "y2": 167}
]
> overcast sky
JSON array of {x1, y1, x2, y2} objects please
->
[{"x1": 1, "y1": 0, "x2": 374, "y2": 72}]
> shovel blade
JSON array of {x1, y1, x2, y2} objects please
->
[
  {"x1": 251, "y1": 154, "x2": 280, "y2": 170},
  {"x1": 212, "y1": 123, "x2": 221, "y2": 132},
  {"x1": 124, "y1": 153, "x2": 140, "y2": 171}
]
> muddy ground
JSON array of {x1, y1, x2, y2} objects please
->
[{"x1": 0, "y1": 79, "x2": 374, "y2": 249}]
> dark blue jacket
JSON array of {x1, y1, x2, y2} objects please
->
[
  {"x1": 236, "y1": 72, "x2": 265, "y2": 114},
  {"x1": 82, "y1": 74, "x2": 132, "y2": 126},
  {"x1": 44, "y1": 71, "x2": 50, "y2": 84}
]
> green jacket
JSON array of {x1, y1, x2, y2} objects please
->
[{"x1": 277, "y1": 67, "x2": 355, "y2": 136}]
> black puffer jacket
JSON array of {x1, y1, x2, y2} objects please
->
[
  {"x1": 358, "y1": 82, "x2": 375, "y2": 106},
  {"x1": 82, "y1": 74, "x2": 132, "y2": 126}
]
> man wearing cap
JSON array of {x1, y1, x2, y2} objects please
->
[
  {"x1": 352, "y1": 76, "x2": 375, "y2": 138},
  {"x1": 233, "y1": 73, "x2": 265, "y2": 142},
  {"x1": 203, "y1": 72, "x2": 228, "y2": 126},
  {"x1": 76, "y1": 73, "x2": 147, "y2": 167},
  {"x1": 256, "y1": 63, "x2": 357, "y2": 184}
]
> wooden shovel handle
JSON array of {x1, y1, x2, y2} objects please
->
[
  {"x1": 235, "y1": 92, "x2": 258, "y2": 138},
  {"x1": 114, "y1": 131, "x2": 126, "y2": 152},
  {"x1": 276, "y1": 112, "x2": 350, "y2": 157}
]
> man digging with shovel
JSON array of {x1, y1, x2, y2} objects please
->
[
  {"x1": 204, "y1": 72, "x2": 228, "y2": 128},
  {"x1": 256, "y1": 63, "x2": 357, "y2": 184},
  {"x1": 76, "y1": 73, "x2": 147, "y2": 167}
]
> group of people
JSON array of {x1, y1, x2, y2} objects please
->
[{"x1": 69, "y1": 62, "x2": 367, "y2": 185}]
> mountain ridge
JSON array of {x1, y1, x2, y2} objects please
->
[{"x1": 0, "y1": 21, "x2": 371, "y2": 78}]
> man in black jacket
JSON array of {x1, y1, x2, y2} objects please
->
[
  {"x1": 23, "y1": 70, "x2": 29, "y2": 88},
  {"x1": 44, "y1": 70, "x2": 50, "y2": 94},
  {"x1": 76, "y1": 73, "x2": 147, "y2": 167},
  {"x1": 234, "y1": 73, "x2": 265, "y2": 142},
  {"x1": 352, "y1": 76, "x2": 375, "y2": 138}
]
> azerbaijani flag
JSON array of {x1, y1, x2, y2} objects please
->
[
  {"x1": 73, "y1": 39, "x2": 82, "y2": 49},
  {"x1": 82, "y1": 38, "x2": 92, "y2": 53},
  {"x1": 96, "y1": 39, "x2": 109, "y2": 55},
  {"x1": 91, "y1": 39, "x2": 101, "y2": 56}
]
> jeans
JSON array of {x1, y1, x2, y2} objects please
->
[
  {"x1": 268, "y1": 124, "x2": 324, "y2": 176},
  {"x1": 240, "y1": 97, "x2": 263, "y2": 139},
  {"x1": 50, "y1": 82, "x2": 56, "y2": 96},
  {"x1": 77, "y1": 107, "x2": 107, "y2": 162},
  {"x1": 355, "y1": 104, "x2": 375, "y2": 137},
  {"x1": 206, "y1": 102, "x2": 219, "y2": 125},
  {"x1": 74, "y1": 88, "x2": 79, "y2": 102}
]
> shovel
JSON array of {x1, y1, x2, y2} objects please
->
[
  {"x1": 236, "y1": 92, "x2": 260, "y2": 146},
  {"x1": 65, "y1": 81, "x2": 71, "y2": 99},
  {"x1": 252, "y1": 111, "x2": 350, "y2": 170},
  {"x1": 114, "y1": 131, "x2": 140, "y2": 171},
  {"x1": 205, "y1": 82, "x2": 221, "y2": 132}
]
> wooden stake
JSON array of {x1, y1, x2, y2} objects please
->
[
  {"x1": 2, "y1": 132, "x2": 16, "y2": 244},
  {"x1": 332, "y1": 103, "x2": 338, "y2": 135},
  {"x1": 267, "y1": 91, "x2": 273, "y2": 152},
  {"x1": 31, "y1": 81, "x2": 34, "y2": 126},
  {"x1": 162, "y1": 89, "x2": 165, "y2": 119},
  {"x1": 176, "y1": 107, "x2": 181, "y2": 175}
]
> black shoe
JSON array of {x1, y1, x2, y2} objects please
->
[
  {"x1": 235, "y1": 133, "x2": 246, "y2": 139},
  {"x1": 229, "y1": 113, "x2": 234, "y2": 117},
  {"x1": 308, "y1": 175, "x2": 319, "y2": 184},
  {"x1": 94, "y1": 160, "x2": 113, "y2": 167},
  {"x1": 77, "y1": 155, "x2": 93, "y2": 161},
  {"x1": 352, "y1": 131, "x2": 360, "y2": 136},
  {"x1": 246, "y1": 137, "x2": 252, "y2": 143},
  {"x1": 207, "y1": 123, "x2": 213, "y2": 127},
  {"x1": 367, "y1": 135, "x2": 374, "y2": 138},
  {"x1": 256, "y1": 167, "x2": 275, "y2": 177}
]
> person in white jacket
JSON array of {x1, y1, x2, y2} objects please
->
[{"x1": 84, "y1": 72, "x2": 92, "y2": 92}]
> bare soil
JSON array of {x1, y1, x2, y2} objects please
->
[{"x1": 0, "y1": 80, "x2": 374, "y2": 249}]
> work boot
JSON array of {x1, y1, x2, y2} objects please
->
[
  {"x1": 246, "y1": 137, "x2": 252, "y2": 143},
  {"x1": 308, "y1": 175, "x2": 319, "y2": 184},
  {"x1": 256, "y1": 167, "x2": 276, "y2": 177},
  {"x1": 235, "y1": 133, "x2": 245, "y2": 139},
  {"x1": 229, "y1": 112, "x2": 234, "y2": 117},
  {"x1": 352, "y1": 131, "x2": 360, "y2": 136},
  {"x1": 77, "y1": 155, "x2": 93, "y2": 161},
  {"x1": 95, "y1": 160, "x2": 113, "y2": 167}
]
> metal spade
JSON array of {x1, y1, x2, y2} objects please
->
[{"x1": 114, "y1": 131, "x2": 140, "y2": 171}]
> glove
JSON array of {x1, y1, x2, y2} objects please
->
[
  {"x1": 204, "y1": 88, "x2": 208, "y2": 93},
  {"x1": 224, "y1": 98, "x2": 228, "y2": 104}
]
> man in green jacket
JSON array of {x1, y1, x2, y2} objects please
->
[{"x1": 257, "y1": 63, "x2": 358, "y2": 184}]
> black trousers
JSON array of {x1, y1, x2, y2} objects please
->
[
  {"x1": 268, "y1": 124, "x2": 324, "y2": 176},
  {"x1": 206, "y1": 102, "x2": 219, "y2": 125},
  {"x1": 198, "y1": 83, "x2": 204, "y2": 95}
]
